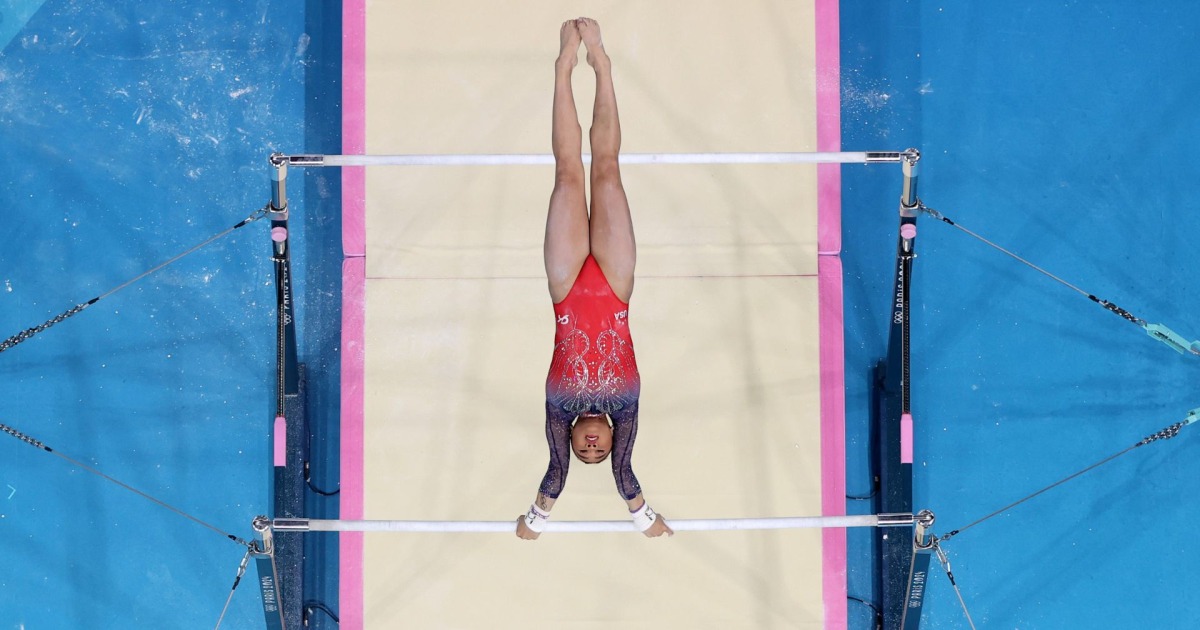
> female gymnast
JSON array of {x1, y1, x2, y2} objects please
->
[{"x1": 516, "y1": 18, "x2": 673, "y2": 540}]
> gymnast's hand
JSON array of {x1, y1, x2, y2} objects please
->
[
  {"x1": 515, "y1": 516, "x2": 541, "y2": 540},
  {"x1": 642, "y1": 515, "x2": 674, "y2": 538}
]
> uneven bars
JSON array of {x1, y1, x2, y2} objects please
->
[
  {"x1": 271, "y1": 513, "x2": 913, "y2": 533},
  {"x1": 283, "y1": 151, "x2": 908, "y2": 167}
]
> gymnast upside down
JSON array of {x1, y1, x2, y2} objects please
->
[{"x1": 516, "y1": 18, "x2": 673, "y2": 540}]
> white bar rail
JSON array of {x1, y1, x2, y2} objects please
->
[
  {"x1": 271, "y1": 513, "x2": 914, "y2": 533},
  {"x1": 282, "y1": 151, "x2": 909, "y2": 167}
]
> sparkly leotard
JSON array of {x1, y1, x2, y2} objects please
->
[{"x1": 541, "y1": 255, "x2": 641, "y2": 500}]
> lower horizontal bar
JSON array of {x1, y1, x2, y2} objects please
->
[
  {"x1": 272, "y1": 513, "x2": 911, "y2": 533},
  {"x1": 286, "y1": 152, "x2": 903, "y2": 167}
]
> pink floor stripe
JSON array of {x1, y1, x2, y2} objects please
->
[
  {"x1": 342, "y1": 0, "x2": 366, "y2": 258},
  {"x1": 339, "y1": 257, "x2": 366, "y2": 630},
  {"x1": 815, "y1": 0, "x2": 847, "y2": 629},
  {"x1": 818, "y1": 256, "x2": 848, "y2": 630},
  {"x1": 340, "y1": 1, "x2": 367, "y2": 628}
]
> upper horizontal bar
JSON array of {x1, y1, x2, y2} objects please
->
[
  {"x1": 283, "y1": 152, "x2": 906, "y2": 167},
  {"x1": 272, "y1": 513, "x2": 913, "y2": 533}
]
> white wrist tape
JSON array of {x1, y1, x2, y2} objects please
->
[
  {"x1": 524, "y1": 504, "x2": 550, "y2": 533},
  {"x1": 630, "y1": 502, "x2": 658, "y2": 531}
]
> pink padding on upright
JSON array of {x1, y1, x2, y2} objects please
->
[
  {"x1": 271, "y1": 227, "x2": 288, "y2": 243},
  {"x1": 901, "y1": 223, "x2": 917, "y2": 240},
  {"x1": 815, "y1": 0, "x2": 847, "y2": 628},
  {"x1": 340, "y1": 1, "x2": 367, "y2": 628},
  {"x1": 273, "y1": 416, "x2": 286, "y2": 467},
  {"x1": 900, "y1": 413, "x2": 914, "y2": 464},
  {"x1": 342, "y1": 0, "x2": 367, "y2": 258}
]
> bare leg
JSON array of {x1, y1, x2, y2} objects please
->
[
  {"x1": 578, "y1": 18, "x2": 635, "y2": 303},
  {"x1": 544, "y1": 20, "x2": 590, "y2": 304}
]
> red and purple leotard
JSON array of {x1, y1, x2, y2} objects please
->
[{"x1": 540, "y1": 255, "x2": 642, "y2": 500}]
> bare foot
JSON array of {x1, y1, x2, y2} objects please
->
[
  {"x1": 558, "y1": 20, "x2": 581, "y2": 67},
  {"x1": 576, "y1": 17, "x2": 609, "y2": 68}
]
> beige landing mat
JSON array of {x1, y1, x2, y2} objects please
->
[
  {"x1": 361, "y1": 1, "x2": 824, "y2": 628},
  {"x1": 364, "y1": 276, "x2": 822, "y2": 629}
]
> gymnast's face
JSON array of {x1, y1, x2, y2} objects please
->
[{"x1": 571, "y1": 413, "x2": 613, "y2": 464}]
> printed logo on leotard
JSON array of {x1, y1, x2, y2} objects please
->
[
  {"x1": 614, "y1": 310, "x2": 627, "y2": 322},
  {"x1": 557, "y1": 314, "x2": 570, "y2": 325},
  {"x1": 548, "y1": 326, "x2": 638, "y2": 415}
]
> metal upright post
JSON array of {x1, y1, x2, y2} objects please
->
[
  {"x1": 267, "y1": 153, "x2": 303, "y2": 630},
  {"x1": 878, "y1": 148, "x2": 922, "y2": 629},
  {"x1": 900, "y1": 510, "x2": 937, "y2": 629},
  {"x1": 252, "y1": 516, "x2": 287, "y2": 629}
]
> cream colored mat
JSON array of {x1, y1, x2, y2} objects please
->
[{"x1": 363, "y1": 2, "x2": 823, "y2": 628}]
